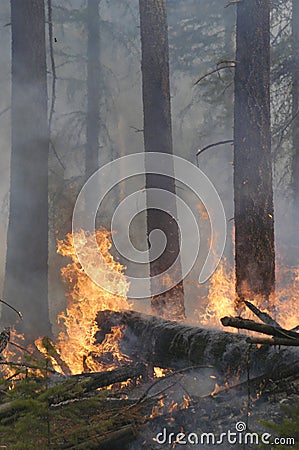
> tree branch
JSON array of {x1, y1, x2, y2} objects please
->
[
  {"x1": 47, "y1": 0, "x2": 57, "y2": 131},
  {"x1": 196, "y1": 139, "x2": 233, "y2": 156},
  {"x1": 194, "y1": 65, "x2": 235, "y2": 85},
  {"x1": 246, "y1": 337, "x2": 299, "y2": 346},
  {"x1": 0, "y1": 106, "x2": 10, "y2": 119}
]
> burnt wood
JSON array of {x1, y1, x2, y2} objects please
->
[{"x1": 95, "y1": 310, "x2": 299, "y2": 378}]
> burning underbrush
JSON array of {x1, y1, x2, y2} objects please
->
[{"x1": 0, "y1": 227, "x2": 299, "y2": 448}]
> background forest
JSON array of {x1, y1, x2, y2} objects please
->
[
  {"x1": 0, "y1": 1, "x2": 298, "y2": 449},
  {"x1": 0, "y1": 0, "x2": 297, "y2": 334}
]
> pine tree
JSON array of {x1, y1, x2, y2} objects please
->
[
  {"x1": 139, "y1": 0, "x2": 185, "y2": 320},
  {"x1": 3, "y1": 0, "x2": 51, "y2": 339},
  {"x1": 233, "y1": 0, "x2": 275, "y2": 304},
  {"x1": 291, "y1": 0, "x2": 299, "y2": 210}
]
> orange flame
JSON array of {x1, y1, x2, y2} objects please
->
[
  {"x1": 195, "y1": 258, "x2": 299, "y2": 332},
  {"x1": 54, "y1": 228, "x2": 131, "y2": 375}
]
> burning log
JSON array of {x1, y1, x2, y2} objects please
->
[
  {"x1": 95, "y1": 310, "x2": 299, "y2": 377},
  {"x1": 71, "y1": 362, "x2": 147, "y2": 393},
  {"x1": 48, "y1": 362, "x2": 147, "y2": 406},
  {"x1": 221, "y1": 316, "x2": 299, "y2": 340}
]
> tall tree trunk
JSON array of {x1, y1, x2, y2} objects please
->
[
  {"x1": 3, "y1": 0, "x2": 51, "y2": 339},
  {"x1": 292, "y1": 0, "x2": 299, "y2": 212},
  {"x1": 139, "y1": 0, "x2": 185, "y2": 321},
  {"x1": 86, "y1": 0, "x2": 100, "y2": 179},
  {"x1": 233, "y1": 0, "x2": 275, "y2": 305}
]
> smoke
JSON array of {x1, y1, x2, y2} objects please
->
[{"x1": 0, "y1": 0, "x2": 296, "y2": 330}]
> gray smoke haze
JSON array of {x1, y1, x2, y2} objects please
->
[{"x1": 0, "y1": 0, "x2": 296, "y2": 330}]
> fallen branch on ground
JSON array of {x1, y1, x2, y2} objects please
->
[
  {"x1": 221, "y1": 316, "x2": 299, "y2": 340},
  {"x1": 243, "y1": 299, "x2": 281, "y2": 327},
  {"x1": 246, "y1": 337, "x2": 299, "y2": 346}
]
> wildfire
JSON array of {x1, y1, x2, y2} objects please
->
[
  {"x1": 180, "y1": 394, "x2": 191, "y2": 409},
  {"x1": 195, "y1": 258, "x2": 299, "y2": 332},
  {"x1": 53, "y1": 228, "x2": 131, "y2": 375},
  {"x1": 1, "y1": 328, "x2": 31, "y2": 378},
  {"x1": 195, "y1": 260, "x2": 235, "y2": 328},
  {"x1": 150, "y1": 394, "x2": 192, "y2": 420},
  {"x1": 2, "y1": 224, "x2": 298, "y2": 383},
  {"x1": 51, "y1": 228, "x2": 299, "y2": 377},
  {"x1": 150, "y1": 398, "x2": 165, "y2": 419},
  {"x1": 154, "y1": 367, "x2": 171, "y2": 378}
]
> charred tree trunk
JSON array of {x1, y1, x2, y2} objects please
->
[
  {"x1": 139, "y1": 0, "x2": 185, "y2": 320},
  {"x1": 96, "y1": 310, "x2": 299, "y2": 379},
  {"x1": 233, "y1": 0, "x2": 275, "y2": 304},
  {"x1": 292, "y1": 0, "x2": 299, "y2": 212},
  {"x1": 3, "y1": 0, "x2": 51, "y2": 339},
  {"x1": 86, "y1": 0, "x2": 100, "y2": 179}
]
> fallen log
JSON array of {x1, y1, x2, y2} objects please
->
[
  {"x1": 221, "y1": 316, "x2": 299, "y2": 340},
  {"x1": 95, "y1": 310, "x2": 299, "y2": 378},
  {"x1": 74, "y1": 362, "x2": 147, "y2": 393},
  {"x1": 47, "y1": 362, "x2": 147, "y2": 405},
  {"x1": 246, "y1": 337, "x2": 299, "y2": 346}
]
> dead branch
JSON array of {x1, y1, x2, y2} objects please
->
[
  {"x1": 0, "y1": 328, "x2": 10, "y2": 356},
  {"x1": 0, "y1": 106, "x2": 10, "y2": 119},
  {"x1": 136, "y1": 365, "x2": 213, "y2": 405},
  {"x1": 0, "y1": 361, "x2": 57, "y2": 374},
  {"x1": 50, "y1": 137, "x2": 65, "y2": 170},
  {"x1": 194, "y1": 64, "x2": 235, "y2": 85},
  {"x1": 47, "y1": 0, "x2": 56, "y2": 130},
  {"x1": 129, "y1": 125, "x2": 144, "y2": 133},
  {"x1": 196, "y1": 139, "x2": 233, "y2": 156},
  {"x1": 9, "y1": 341, "x2": 34, "y2": 356},
  {"x1": 243, "y1": 299, "x2": 281, "y2": 327},
  {"x1": 39, "y1": 336, "x2": 72, "y2": 376},
  {"x1": 78, "y1": 362, "x2": 147, "y2": 393},
  {"x1": 225, "y1": 0, "x2": 243, "y2": 7},
  {"x1": 47, "y1": 363, "x2": 148, "y2": 406},
  {"x1": 0, "y1": 298, "x2": 22, "y2": 319},
  {"x1": 221, "y1": 316, "x2": 299, "y2": 340},
  {"x1": 246, "y1": 337, "x2": 299, "y2": 346}
]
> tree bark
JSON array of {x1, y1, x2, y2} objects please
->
[
  {"x1": 139, "y1": 0, "x2": 185, "y2": 320},
  {"x1": 86, "y1": 0, "x2": 100, "y2": 179},
  {"x1": 95, "y1": 310, "x2": 299, "y2": 378},
  {"x1": 3, "y1": 0, "x2": 51, "y2": 339},
  {"x1": 233, "y1": 0, "x2": 275, "y2": 303},
  {"x1": 292, "y1": 0, "x2": 299, "y2": 210}
]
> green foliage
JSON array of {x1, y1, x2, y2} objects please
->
[
  {"x1": 0, "y1": 373, "x2": 112, "y2": 449},
  {"x1": 259, "y1": 397, "x2": 299, "y2": 449}
]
